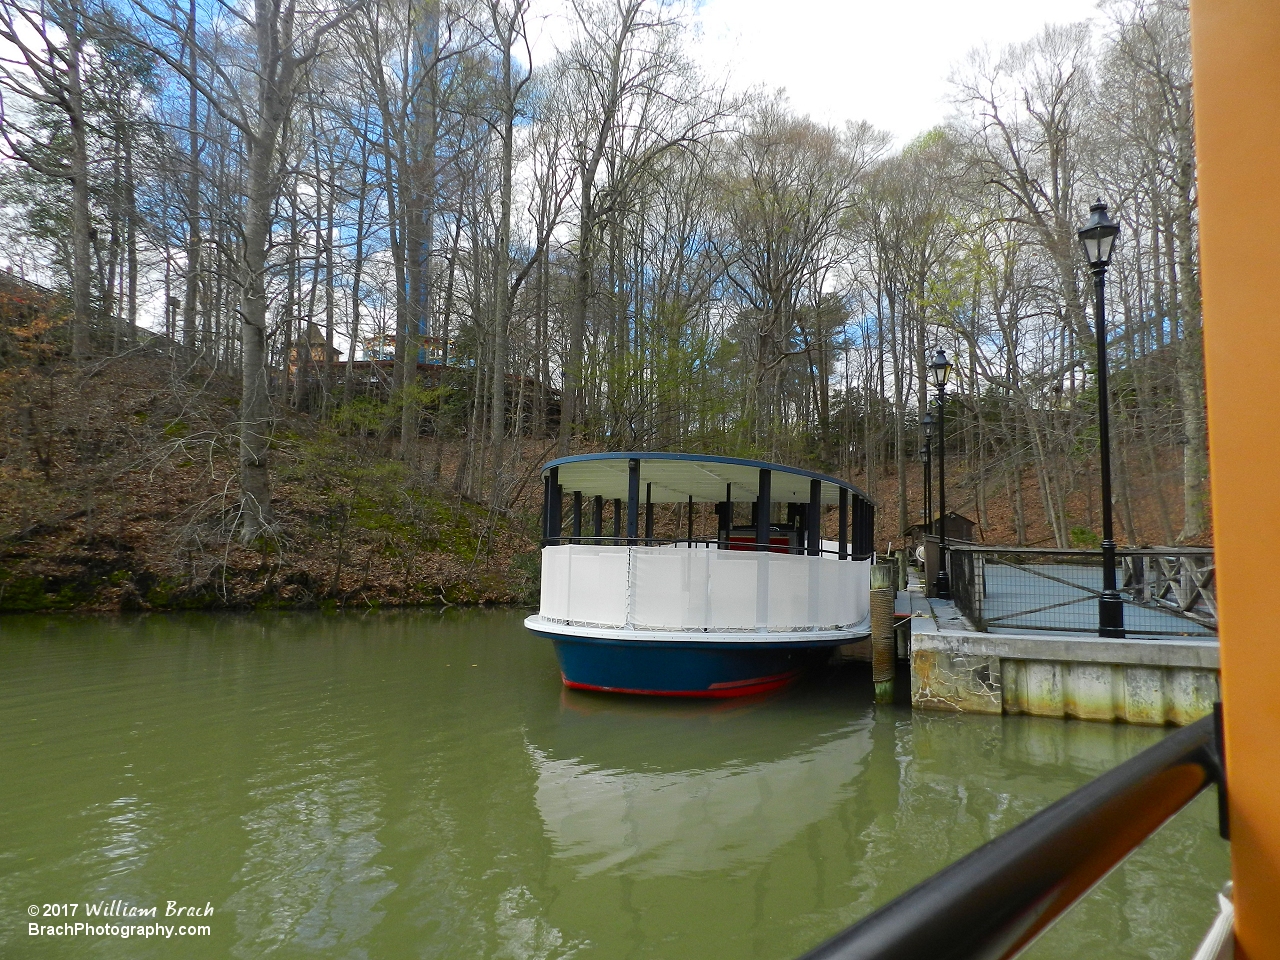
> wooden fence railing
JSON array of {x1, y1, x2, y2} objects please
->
[{"x1": 1120, "y1": 548, "x2": 1216, "y2": 629}]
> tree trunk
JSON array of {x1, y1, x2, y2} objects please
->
[
  {"x1": 66, "y1": 10, "x2": 92, "y2": 358},
  {"x1": 561, "y1": 171, "x2": 593, "y2": 456},
  {"x1": 124, "y1": 129, "x2": 138, "y2": 346},
  {"x1": 239, "y1": 153, "x2": 275, "y2": 540},
  {"x1": 236, "y1": 0, "x2": 300, "y2": 542},
  {"x1": 182, "y1": 0, "x2": 201, "y2": 352}
]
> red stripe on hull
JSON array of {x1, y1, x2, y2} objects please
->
[{"x1": 561, "y1": 670, "x2": 798, "y2": 699}]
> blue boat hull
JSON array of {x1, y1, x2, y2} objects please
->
[{"x1": 532, "y1": 629, "x2": 846, "y2": 698}]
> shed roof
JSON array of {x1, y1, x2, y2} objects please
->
[{"x1": 905, "y1": 511, "x2": 976, "y2": 534}]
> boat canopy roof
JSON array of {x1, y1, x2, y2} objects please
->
[{"x1": 540, "y1": 452, "x2": 872, "y2": 506}]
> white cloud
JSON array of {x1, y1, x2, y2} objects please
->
[{"x1": 528, "y1": 0, "x2": 1101, "y2": 142}]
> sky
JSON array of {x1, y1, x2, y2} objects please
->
[
  {"x1": 1, "y1": 0, "x2": 1107, "y2": 333},
  {"x1": 527, "y1": 0, "x2": 1103, "y2": 143}
]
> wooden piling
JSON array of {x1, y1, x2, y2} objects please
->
[{"x1": 870, "y1": 560, "x2": 896, "y2": 703}]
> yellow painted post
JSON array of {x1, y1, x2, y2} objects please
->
[{"x1": 1189, "y1": 2, "x2": 1280, "y2": 953}]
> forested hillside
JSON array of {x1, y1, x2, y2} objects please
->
[
  {"x1": 0, "y1": 277, "x2": 541, "y2": 610},
  {"x1": 0, "y1": 0, "x2": 1206, "y2": 611}
]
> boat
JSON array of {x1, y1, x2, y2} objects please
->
[{"x1": 524, "y1": 453, "x2": 876, "y2": 697}]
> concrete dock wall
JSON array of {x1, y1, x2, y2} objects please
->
[{"x1": 908, "y1": 596, "x2": 1219, "y2": 726}]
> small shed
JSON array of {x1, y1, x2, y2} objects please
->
[
  {"x1": 905, "y1": 512, "x2": 978, "y2": 550},
  {"x1": 907, "y1": 512, "x2": 979, "y2": 596}
]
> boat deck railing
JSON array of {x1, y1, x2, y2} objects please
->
[
  {"x1": 795, "y1": 709, "x2": 1226, "y2": 960},
  {"x1": 543, "y1": 535, "x2": 871, "y2": 561}
]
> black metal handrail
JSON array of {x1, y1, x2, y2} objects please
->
[
  {"x1": 945, "y1": 544, "x2": 1216, "y2": 633},
  {"x1": 797, "y1": 714, "x2": 1223, "y2": 960},
  {"x1": 947, "y1": 544, "x2": 1215, "y2": 557}
]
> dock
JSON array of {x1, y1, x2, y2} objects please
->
[{"x1": 902, "y1": 579, "x2": 1219, "y2": 725}]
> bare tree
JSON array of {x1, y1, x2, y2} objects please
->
[
  {"x1": 556, "y1": 0, "x2": 721, "y2": 455},
  {"x1": 717, "y1": 100, "x2": 885, "y2": 456},
  {"x1": 137, "y1": 0, "x2": 363, "y2": 539},
  {"x1": 0, "y1": 0, "x2": 96, "y2": 356}
]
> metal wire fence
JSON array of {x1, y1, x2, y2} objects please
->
[{"x1": 948, "y1": 545, "x2": 1216, "y2": 637}]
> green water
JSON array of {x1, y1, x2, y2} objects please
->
[{"x1": 0, "y1": 610, "x2": 1229, "y2": 959}]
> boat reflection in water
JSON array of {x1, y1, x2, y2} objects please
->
[{"x1": 528, "y1": 683, "x2": 874, "y2": 882}]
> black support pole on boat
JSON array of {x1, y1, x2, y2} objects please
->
[
  {"x1": 719, "y1": 484, "x2": 732, "y2": 543},
  {"x1": 572, "y1": 491, "x2": 582, "y2": 542},
  {"x1": 687, "y1": 495, "x2": 694, "y2": 545},
  {"x1": 645, "y1": 483, "x2": 654, "y2": 544},
  {"x1": 756, "y1": 469, "x2": 771, "y2": 551},
  {"x1": 808, "y1": 479, "x2": 821, "y2": 556},
  {"x1": 838, "y1": 488, "x2": 848, "y2": 560},
  {"x1": 852, "y1": 499, "x2": 863, "y2": 557},
  {"x1": 627, "y1": 459, "x2": 640, "y2": 543},
  {"x1": 849, "y1": 499, "x2": 860, "y2": 560},
  {"x1": 860, "y1": 500, "x2": 869, "y2": 556},
  {"x1": 542, "y1": 473, "x2": 551, "y2": 546},
  {"x1": 613, "y1": 498, "x2": 621, "y2": 544},
  {"x1": 593, "y1": 495, "x2": 603, "y2": 541},
  {"x1": 548, "y1": 467, "x2": 562, "y2": 546}
]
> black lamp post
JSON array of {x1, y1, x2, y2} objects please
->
[
  {"x1": 920, "y1": 412, "x2": 934, "y2": 530},
  {"x1": 930, "y1": 349, "x2": 953, "y2": 600},
  {"x1": 1077, "y1": 198, "x2": 1124, "y2": 638}
]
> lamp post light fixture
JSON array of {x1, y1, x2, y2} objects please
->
[
  {"x1": 1077, "y1": 198, "x2": 1125, "y2": 638},
  {"x1": 929, "y1": 348, "x2": 953, "y2": 600},
  {"x1": 921, "y1": 412, "x2": 935, "y2": 530}
]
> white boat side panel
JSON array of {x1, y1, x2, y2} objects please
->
[
  {"x1": 706, "y1": 553, "x2": 759, "y2": 630},
  {"x1": 540, "y1": 546, "x2": 870, "y2": 633},
  {"x1": 819, "y1": 556, "x2": 843, "y2": 627},
  {"x1": 570, "y1": 547, "x2": 629, "y2": 627},
  {"x1": 767, "y1": 555, "x2": 807, "y2": 630},
  {"x1": 632, "y1": 549, "x2": 687, "y2": 628},
  {"x1": 683, "y1": 550, "x2": 711, "y2": 627},
  {"x1": 541, "y1": 547, "x2": 572, "y2": 620}
]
